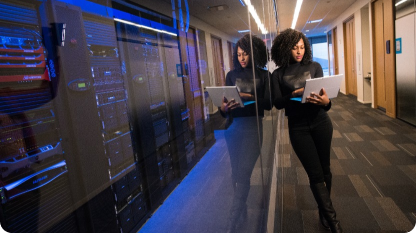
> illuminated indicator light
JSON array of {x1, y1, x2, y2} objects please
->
[{"x1": 78, "y1": 83, "x2": 86, "y2": 88}]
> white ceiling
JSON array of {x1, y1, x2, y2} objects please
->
[
  {"x1": 277, "y1": 0, "x2": 357, "y2": 37},
  {"x1": 156, "y1": 0, "x2": 358, "y2": 39}
]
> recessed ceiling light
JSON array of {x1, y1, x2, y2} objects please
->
[
  {"x1": 207, "y1": 5, "x2": 229, "y2": 11},
  {"x1": 238, "y1": 29, "x2": 251, "y2": 33},
  {"x1": 307, "y1": 19, "x2": 323, "y2": 24},
  {"x1": 306, "y1": 30, "x2": 309, "y2": 32},
  {"x1": 242, "y1": 0, "x2": 268, "y2": 34},
  {"x1": 291, "y1": 0, "x2": 303, "y2": 29}
]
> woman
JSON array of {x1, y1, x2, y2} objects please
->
[
  {"x1": 271, "y1": 28, "x2": 343, "y2": 233},
  {"x1": 220, "y1": 34, "x2": 271, "y2": 232}
]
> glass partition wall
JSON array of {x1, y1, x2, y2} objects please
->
[{"x1": 0, "y1": 0, "x2": 280, "y2": 232}]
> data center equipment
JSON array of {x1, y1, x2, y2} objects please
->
[
  {"x1": 115, "y1": 17, "x2": 182, "y2": 207},
  {"x1": 0, "y1": 0, "x2": 76, "y2": 232},
  {"x1": 0, "y1": 0, "x2": 216, "y2": 232}
]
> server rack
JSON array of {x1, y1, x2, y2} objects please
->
[
  {"x1": 82, "y1": 14, "x2": 147, "y2": 232},
  {"x1": 0, "y1": 0, "x2": 76, "y2": 232},
  {"x1": 115, "y1": 18, "x2": 183, "y2": 209},
  {"x1": 41, "y1": 1, "x2": 149, "y2": 231}
]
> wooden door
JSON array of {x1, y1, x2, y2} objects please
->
[
  {"x1": 371, "y1": 0, "x2": 396, "y2": 117},
  {"x1": 373, "y1": 0, "x2": 387, "y2": 109},
  {"x1": 211, "y1": 36, "x2": 225, "y2": 86},
  {"x1": 344, "y1": 18, "x2": 357, "y2": 96}
]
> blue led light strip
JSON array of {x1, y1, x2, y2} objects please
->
[{"x1": 4, "y1": 160, "x2": 67, "y2": 191}]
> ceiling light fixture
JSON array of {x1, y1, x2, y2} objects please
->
[
  {"x1": 238, "y1": 29, "x2": 251, "y2": 33},
  {"x1": 307, "y1": 19, "x2": 323, "y2": 24},
  {"x1": 291, "y1": 0, "x2": 303, "y2": 29},
  {"x1": 207, "y1": 5, "x2": 229, "y2": 11},
  {"x1": 242, "y1": 0, "x2": 268, "y2": 34},
  {"x1": 114, "y1": 18, "x2": 177, "y2": 36},
  {"x1": 395, "y1": 0, "x2": 407, "y2": 6}
]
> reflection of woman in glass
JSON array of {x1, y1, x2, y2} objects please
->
[
  {"x1": 271, "y1": 28, "x2": 342, "y2": 233},
  {"x1": 220, "y1": 34, "x2": 271, "y2": 232}
]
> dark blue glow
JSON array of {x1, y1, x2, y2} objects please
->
[{"x1": 53, "y1": 0, "x2": 113, "y2": 17}]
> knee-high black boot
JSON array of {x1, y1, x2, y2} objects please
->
[
  {"x1": 319, "y1": 174, "x2": 332, "y2": 230},
  {"x1": 310, "y1": 182, "x2": 343, "y2": 233}
]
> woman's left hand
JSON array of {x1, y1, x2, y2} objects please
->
[{"x1": 306, "y1": 88, "x2": 330, "y2": 106}]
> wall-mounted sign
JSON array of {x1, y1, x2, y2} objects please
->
[{"x1": 395, "y1": 38, "x2": 402, "y2": 54}]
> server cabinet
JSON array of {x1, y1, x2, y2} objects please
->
[
  {"x1": 115, "y1": 19, "x2": 183, "y2": 207},
  {"x1": 41, "y1": 1, "x2": 150, "y2": 231},
  {"x1": 0, "y1": 0, "x2": 76, "y2": 232},
  {"x1": 82, "y1": 13, "x2": 148, "y2": 232},
  {"x1": 40, "y1": 0, "x2": 110, "y2": 201}
]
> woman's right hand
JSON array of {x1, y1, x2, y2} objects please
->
[
  {"x1": 220, "y1": 96, "x2": 240, "y2": 113},
  {"x1": 292, "y1": 87, "x2": 304, "y2": 97}
]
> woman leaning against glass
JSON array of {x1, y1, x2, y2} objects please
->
[{"x1": 271, "y1": 28, "x2": 343, "y2": 233}]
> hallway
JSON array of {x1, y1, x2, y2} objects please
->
[
  {"x1": 138, "y1": 93, "x2": 416, "y2": 233},
  {"x1": 278, "y1": 94, "x2": 416, "y2": 232}
]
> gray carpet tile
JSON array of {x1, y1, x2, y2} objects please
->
[
  {"x1": 335, "y1": 197, "x2": 381, "y2": 232},
  {"x1": 397, "y1": 143, "x2": 416, "y2": 157},
  {"x1": 301, "y1": 210, "x2": 328, "y2": 232},
  {"x1": 364, "y1": 197, "x2": 397, "y2": 231}
]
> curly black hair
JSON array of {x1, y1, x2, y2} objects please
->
[
  {"x1": 271, "y1": 28, "x2": 312, "y2": 68},
  {"x1": 232, "y1": 34, "x2": 267, "y2": 70}
]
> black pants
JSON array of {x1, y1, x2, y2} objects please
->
[{"x1": 288, "y1": 111, "x2": 333, "y2": 184}]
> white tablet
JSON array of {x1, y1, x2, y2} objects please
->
[
  {"x1": 206, "y1": 86, "x2": 248, "y2": 108},
  {"x1": 301, "y1": 74, "x2": 344, "y2": 103}
]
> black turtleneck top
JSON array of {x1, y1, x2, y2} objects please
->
[
  {"x1": 222, "y1": 67, "x2": 272, "y2": 118},
  {"x1": 271, "y1": 61, "x2": 331, "y2": 117}
]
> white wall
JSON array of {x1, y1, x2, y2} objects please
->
[
  {"x1": 325, "y1": 0, "x2": 372, "y2": 102},
  {"x1": 361, "y1": 6, "x2": 372, "y2": 103}
]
